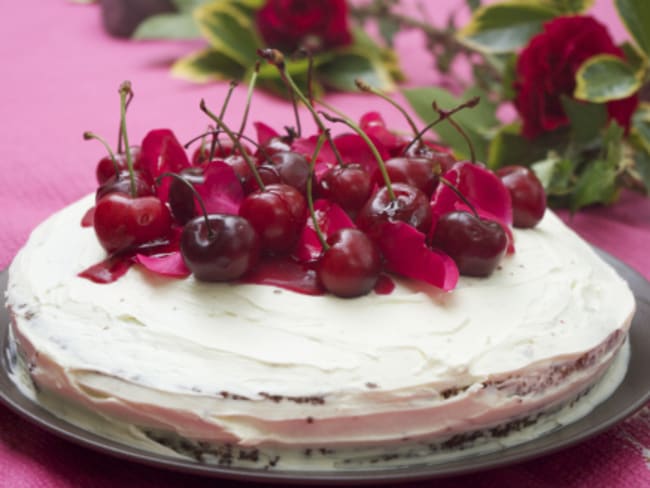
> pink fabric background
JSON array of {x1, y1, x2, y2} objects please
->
[{"x1": 0, "y1": 1, "x2": 648, "y2": 486}]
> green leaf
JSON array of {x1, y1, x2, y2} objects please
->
[
  {"x1": 172, "y1": 0, "x2": 212, "y2": 12},
  {"x1": 195, "y1": 1, "x2": 261, "y2": 66},
  {"x1": 171, "y1": 48, "x2": 246, "y2": 83},
  {"x1": 634, "y1": 149, "x2": 650, "y2": 192},
  {"x1": 402, "y1": 86, "x2": 497, "y2": 161},
  {"x1": 378, "y1": 17, "x2": 401, "y2": 47},
  {"x1": 133, "y1": 13, "x2": 201, "y2": 39},
  {"x1": 532, "y1": 156, "x2": 574, "y2": 196},
  {"x1": 487, "y1": 123, "x2": 569, "y2": 168},
  {"x1": 574, "y1": 54, "x2": 642, "y2": 102},
  {"x1": 560, "y1": 96, "x2": 608, "y2": 145},
  {"x1": 465, "y1": 0, "x2": 481, "y2": 12},
  {"x1": 539, "y1": 0, "x2": 594, "y2": 14},
  {"x1": 570, "y1": 159, "x2": 619, "y2": 210},
  {"x1": 620, "y1": 41, "x2": 649, "y2": 73},
  {"x1": 615, "y1": 0, "x2": 650, "y2": 57},
  {"x1": 458, "y1": 2, "x2": 556, "y2": 53},
  {"x1": 632, "y1": 102, "x2": 650, "y2": 152},
  {"x1": 318, "y1": 52, "x2": 395, "y2": 92}
]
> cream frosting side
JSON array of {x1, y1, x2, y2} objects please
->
[{"x1": 6, "y1": 194, "x2": 636, "y2": 447}]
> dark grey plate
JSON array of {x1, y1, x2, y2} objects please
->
[{"x1": 1, "y1": 250, "x2": 649, "y2": 485}]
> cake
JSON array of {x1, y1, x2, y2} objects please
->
[{"x1": 5, "y1": 193, "x2": 635, "y2": 470}]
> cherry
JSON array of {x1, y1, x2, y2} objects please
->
[
  {"x1": 239, "y1": 183, "x2": 307, "y2": 254},
  {"x1": 266, "y1": 150, "x2": 310, "y2": 194},
  {"x1": 95, "y1": 169, "x2": 153, "y2": 202},
  {"x1": 356, "y1": 183, "x2": 432, "y2": 239},
  {"x1": 317, "y1": 228, "x2": 381, "y2": 298},
  {"x1": 168, "y1": 167, "x2": 205, "y2": 224},
  {"x1": 496, "y1": 165, "x2": 546, "y2": 228},
  {"x1": 429, "y1": 211, "x2": 507, "y2": 277},
  {"x1": 93, "y1": 193, "x2": 172, "y2": 254},
  {"x1": 181, "y1": 214, "x2": 260, "y2": 281},
  {"x1": 256, "y1": 136, "x2": 292, "y2": 161},
  {"x1": 96, "y1": 147, "x2": 141, "y2": 185},
  {"x1": 318, "y1": 164, "x2": 372, "y2": 219},
  {"x1": 379, "y1": 157, "x2": 441, "y2": 197}
]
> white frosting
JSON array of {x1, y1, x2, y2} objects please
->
[{"x1": 6, "y1": 194, "x2": 635, "y2": 455}]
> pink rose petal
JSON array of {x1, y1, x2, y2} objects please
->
[
  {"x1": 360, "y1": 112, "x2": 405, "y2": 157},
  {"x1": 140, "y1": 129, "x2": 191, "y2": 201},
  {"x1": 334, "y1": 133, "x2": 390, "y2": 174},
  {"x1": 197, "y1": 161, "x2": 244, "y2": 215},
  {"x1": 78, "y1": 255, "x2": 133, "y2": 284},
  {"x1": 254, "y1": 121, "x2": 280, "y2": 146},
  {"x1": 379, "y1": 221, "x2": 459, "y2": 291},
  {"x1": 81, "y1": 206, "x2": 95, "y2": 227},
  {"x1": 240, "y1": 256, "x2": 324, "y2": 295},
  {"x1": 133, "y1": 251, "x2": 191, "y2": 278}
]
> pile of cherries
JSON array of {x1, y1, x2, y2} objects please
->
[{"x1": 82, "y1": 52, "x2": 546, "y2": 298}]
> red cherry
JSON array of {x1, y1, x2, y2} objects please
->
[
  {"x1": 317, "y1": 228, "x2": 381, "y2": 298},
  {"x1": 245, "y1": 164, "x2": 282, "y2": 193},
  {"x1": 93, "y1": 193, "x2": 172, "y2": 254},
  {"x1": 356, "y1": 183, "x2": 432, "y2": 239},
  {"x1": 429, "y1": 211, "x2": 507, "y2": 277},
  {"x1": 318, "y1": 164, "x2": 372, "y2": 219},
  {"x1": 224, "y1": 154, "x2": 256, "y2": 190},
  {"x1": 256, "y1": 136, "x2": 292, "y2": 161},
  {"x1": 95, "y1": 169, "x2": 153, "y2": 202},
  {"x1": 168, "y1": 167, "x2": 205, "y2": 225},
  {"x1": 95, "y1": 147, "x2": 141, "y2": 185},
  {"x1": 192, "y1": 137, "x2": 250, "y2": 165},
  {"x1": 379, "y1": 157, "x2": 440, "y2": 197},
  {"x1": 181, "y1": 214, "x2": 260, "y2": 281},
  {"x1": 267, "y1": 151, "x2": 310, "y2": 194},
  {"x1": 496, "y1": 165, "x2": 546, "y2": 228},
  {"x1": 239, "y1": 183, "x2": 307, "y2": 254}
]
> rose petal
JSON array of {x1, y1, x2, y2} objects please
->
[
  {"x1": 254, "y1": 121, "x2": 280, "y2": 146},
  {"x1": 295, "y1": 199, "x2": 355, "y2": 262},
  {"x1": 140, "y1": 129, "x2": 191, "y2": 201},
  {"x1": 81, "y1": 206, "x2": 95, "y2": 227},
  {"x1": 292, "y1": 135, "x2": 338, "y2": 166},
  {"x1": 334, "y1": 133, "x2": 390, "y2": 174},
  {"x1": 240, "y1": 256, "x2": 324, "y2": 295},
  {"x1": 78, "y1": 256, "x2": 133, "y2": 284},
  {"x1": 360, "y1": 112, "x2": 404, "y2": 156},
  {"x1": 133, "y1": 251, "x2": 191, "y2": 278},
  {"x1": 379, "y1": 221, "x2": 459, "y2": 291},
  {"x1": 197, "y1": 161, "x2": 244, "y2": 215}
]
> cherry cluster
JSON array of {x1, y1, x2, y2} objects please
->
[{"x1": 82, "y1": 54, "x2": 546, "y2": 298}]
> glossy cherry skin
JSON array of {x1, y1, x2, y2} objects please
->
[
  {"x1": 93, "y1": 193, "x2": 172, "y2": 254},
  {"x1": 95, "y1": 147, "x2": 141, "y2": 185},
  {"x1": 429, "y1": 211, "x2": 508, "y2": 277},
  {"x1": 318, "y1": 165, "x2": 372, "y2": 219},
  {"x1": 317, "y1": 228, "x2": 382, "y2": 298},
  {"x1": 168, "y1": 167, "x2": 205, "y2": 225},
  {"x1": 193, "y1": 137, "x2": 251, "y2": 165},
  {"x1": 379, "y1": 157, "x2": 440, "y2": 197},
  {"x1": 356, "y1": 183, "x2": 432, "y2": 239},
  {"x1": 181, "y1": 214, "x2": 260, "y2": 281},
  {"x1": 239, "y1": 183, "x2": 307, "y2": 254},
  {"x1": 257, "y1": 136, "x2": 292, "y2": 161},
  {"x1": 95, "y1": 170, "x2": 153, "y2": 202},
  {"x1": 267, "y1": 151, "x2": 310, "y2": 194},
  {"x1": 245, "y1": 164, "x2": 282, "y2": 193},
  {"x1": 496, "y1": 165, "x2": 546, "y2": 228}
]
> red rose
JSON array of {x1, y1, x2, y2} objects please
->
[
  {"x1": 514, "y1": 16, "x2": 638, "y2": 139},
  {"x1": 256, "y1": 0, "x2": 352, "y2": 53}
]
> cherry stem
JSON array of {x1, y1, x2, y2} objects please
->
[
  {"x1": 439, "y1": 176, "x2": 480, "y2": 219},
  {"x1": 185, "y1": 128, "x2": 271, "y2": 161},
  {"x1": 433, "y1": 100, "x2": 477, "y2": 164},
  {"x1": 257, "y1": 48, "x2": 345, "y2": 167},
  {"x1": 307, "y1": 132, "x2": 330, "y2": 251},
  {"x1": 158, "y1": 172, "x2": 215, "y2": 238},
  {"x1": 117, "y1": 87, "x2": 133, "y2": 154},
  {"x1": 237, "y1": 62, "x2": 259, "y2": 139},
  {"x1": 84, "y1": 131, "x2": 119, "y2": 175},
  {"x1": 118, "y1": 81, "x2": 136, "y2": 197},
  {"x1": 402, "y1": 96, "x2": 480, "y2": 158},
  {"x1": 355, "y1": 78, "x2": 420, "y2": 139},
  {"x1": 199, "y1": 99, "x2": 266, "y2": 192},
  {"x1": 319, "y1": 109, "x2": 396, "y2": 201}
]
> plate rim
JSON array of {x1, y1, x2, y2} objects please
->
[{"x1": 1, "y1": 249, "x2": 649, "y2": 485}]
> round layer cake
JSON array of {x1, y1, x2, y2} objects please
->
[{"x1": 6, "y1": 194, "x2": 635, "y2": 469}]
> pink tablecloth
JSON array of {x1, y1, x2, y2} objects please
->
[{"x1": 0, "y1": 1, "x2": 648, "y2": 487}]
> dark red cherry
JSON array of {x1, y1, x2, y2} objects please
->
[
  {"x1": 429, "y1": 211, "x2": 507, "y2": 277},
  {"x1": 95, "y1": 169, "x2": 153, "y2": 202},
  {"x1": 224, "y1": 154, "x2": 255, "y2": 190},
  {"x1": 239, "y1": 183, "x2": 307, "y2": 254},
  {"x1": 168, "y1": 167, "x2": 205, "y2": 225},
  {"x1": 267, "y1": 151, "x2": 310, "y2": 194},
  {"x1": 257, "y1": 136, "x2": 292, "y2": 161},
  {"x1": 318, "y1": 164, "x2": 372, "y2": 219},
  {"x1": 356, "y1": 183, "x2": 432, "y2": 239},
  {"x1": 245, "y1": 164, "x2": 282, "y2": 193},
  {"x1": 317, "y1": 228, "x2": 381, "y2": 298},
  {"x1": 496, "y1": 165, "x2": 546, "y2": 228},
  {"x1": 193, "y1": 137, "x2": 250, "y2": 165},
  {"x1": 93, "y1": 193, "x2": 172, "y2": 254},
  {"x1": 379, "y1": 157, "x2": 440, "y2": 197},
  {"x1": 181, "y1": 214, "x2": 260, "y2": 281},
  {"x1": 95, "y1": 147, "x2": 141, "y2": 185}
]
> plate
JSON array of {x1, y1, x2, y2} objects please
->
[{"x1": 1, "y1": 250, "x2": 649, "y2": 485}]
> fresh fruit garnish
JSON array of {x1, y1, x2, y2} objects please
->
[
  {"x1": 429, "y1": 211, "x2": 508, "y2": 277},
  {"x1": 317, "y1": 164, "x2": 373, "y2": 219},
  {"x1": 496, "y1": 165, "x2": 546, "y2": 228}
]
